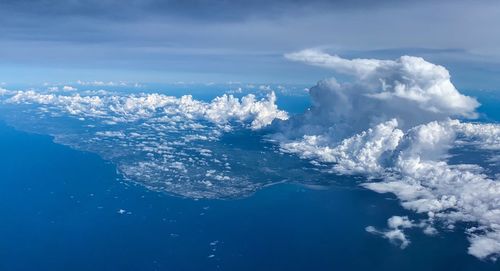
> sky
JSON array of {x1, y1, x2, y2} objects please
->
[
  {"x1": 1, "y1": 1, "x2": 500, "y2": 261},
  {"x1": 1, "y1": 0, "x2": 500, "y2": 88}
]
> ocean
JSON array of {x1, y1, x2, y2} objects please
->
[{"x1": 0, "y1": 84, "x2": 499, "y2": 270}]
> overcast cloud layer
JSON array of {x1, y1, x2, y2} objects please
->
[{"x1": 1, "y1": 0, "x2": 500, "y2": 85}]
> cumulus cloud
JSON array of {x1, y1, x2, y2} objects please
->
[
  {"x1": 62, "y1": 85, "x2": 77, "y2": 91},
  {"x1": 1, "y1": 51, "x2": 498, "y2": 260},
  {"x1": 455, "y1": 122, "x2": 500, "y2": 150},
  {"x1": 75, "y1": 80, "x2": 141, "y2": 87},
  {"x1": 0, "y1": 88, "x2": 12, "y2": 96},
  {"x1": 366, "y1": 216, "x2": 414, "y2": 249},
  {"x1": 468, "y1": 230, "x2": 500, "y2": 261},
  {"x1": 282, "y1": 50, "x2": 479, "y2": 140},
  {"x1": 278, "y1": 50, "x2": 500, "y2": 260},
  {"x1": 280, "y1": 114, "x2": 500, "y2": 260},
  {"x1": 1, "y1": 88, "x2": 288, "y2": 199},
  {"x1": 203, "y1": 92, "x2": 288, "y2": 129},
  {"x1": 6, "y1": 90, "x2": 287, "y2": 130}
]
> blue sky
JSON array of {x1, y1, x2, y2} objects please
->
[{"x1": 1, "y1": 0, "x2": 500, "y2": 89}]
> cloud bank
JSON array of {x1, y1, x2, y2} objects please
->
[
  {"x1": 278, "y1": 50, "x2": 500, "y2": 260},
  {"x1": 2, "y1": 89, "x2": 288, "y2": 198},
  {"x1": 7, "y1": 90, "x2": 287, "y2": 130}
]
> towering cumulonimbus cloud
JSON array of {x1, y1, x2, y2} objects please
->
[
  {"x1": 283, "y1": 49, "x2": 480, "y2": 140},
  {"x1": 279, "y1": 50, "x2": 500, "y2": 260}
]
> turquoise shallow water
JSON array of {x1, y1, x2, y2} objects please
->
[{"x1": 1, "y1": 121, "x2": 499, "y2": 270}]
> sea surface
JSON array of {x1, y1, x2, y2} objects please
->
[{"x1": 0, "y1": 84, "x2": 499, "y2": 270}]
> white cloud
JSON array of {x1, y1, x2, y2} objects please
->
[
  {"x1": 75, "y1": 80, "x2": 132, "y2": 87},
  {"x1": 0, "y1": 88, "x2": 12, "y2": 96},
  {"x1": 5, "y1": 90, "x2": 287, "y2": 130},
  {"x1": 468, "y1": 230, "x2": 500, "y2": 260},
  {"x1": 62, "y1": 85, "x2": 77, "y2": 91},
  {"x1": 95, "y1": 131, "x2": 126, "y2": 138},
  {"x1": 279, "y1": 51, "x2": 500, "y2": 260},
  {"x1": 1, "y1": 51, "x2": 498, "y2": 259},
  {"x1": 285, "y1": 49, "x2": 391, "y2": 79},
  {"x1": 204, "y1": 92, "x2": 288, "y2": 129},
  {"x1": 455, "y1": 122, "x2": 500, "y2": 150},
  {"x1": 282, "y1": 50, "x2": 479, "y2": 140},
  {"x1": 1, "y1": 89, "x2": 288, "y2": 199},
  {"x1": 280, "y1": 117, "x2": 500, "y2": 260},
  {"x1": 366, "y1": 216, "x2": 414, "y2": 249}
]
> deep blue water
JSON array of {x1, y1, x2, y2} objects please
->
[
  {"x1": 1, "y1": 121, "x2": 499, "y2": 270},
  {"x1": 0, "y1": 85, "x2": 499, "y2": 270}
]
